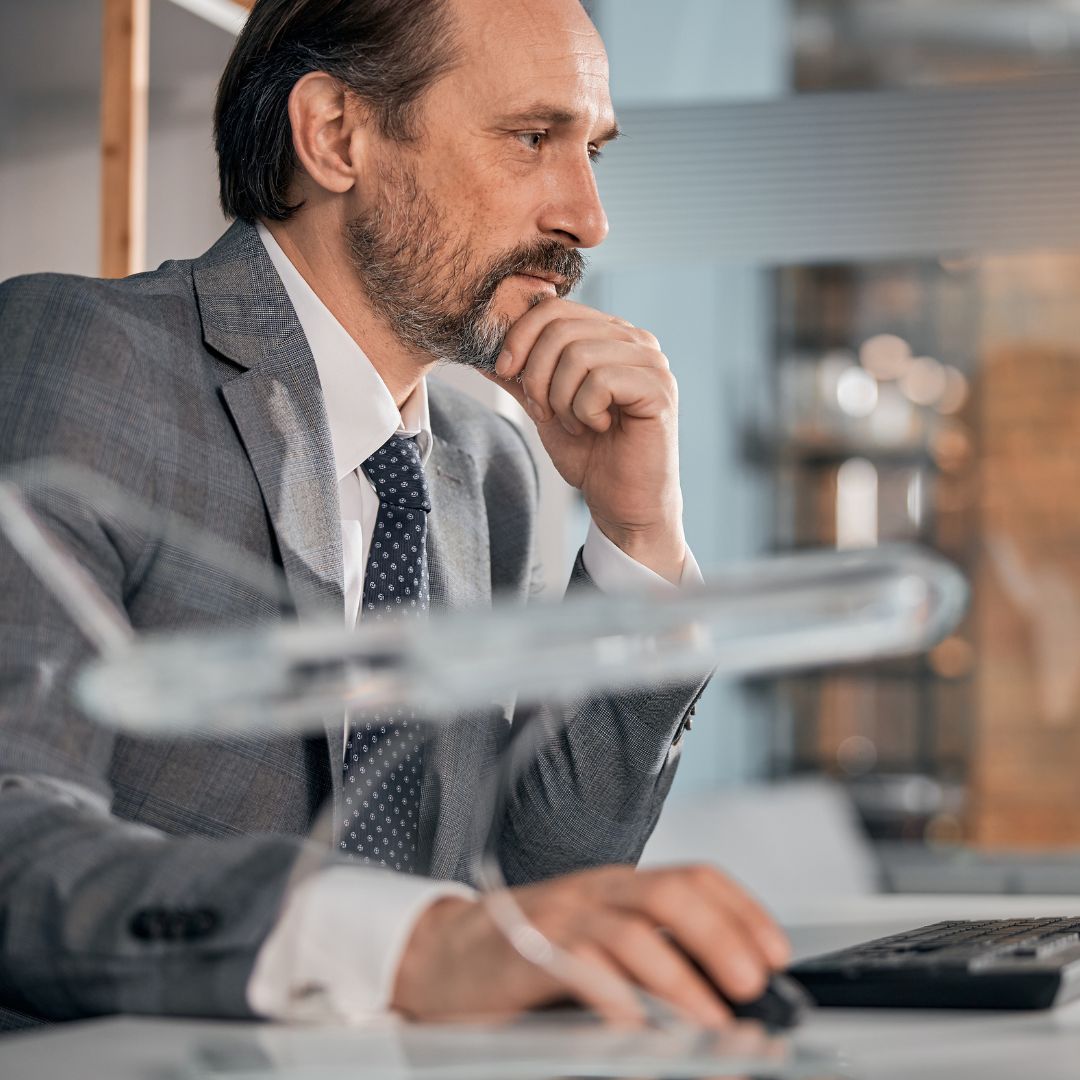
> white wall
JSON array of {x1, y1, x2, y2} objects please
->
[{"x1": 0, "y1": 102, "x2": 101, "y2": 279}]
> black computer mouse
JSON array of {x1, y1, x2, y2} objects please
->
[
  {"x1": 665, "y1": 930, "x2": 814, "y2": 1031},
  {"x1": 724, "y1": 972, "x2": 814, "y2": 1030}
]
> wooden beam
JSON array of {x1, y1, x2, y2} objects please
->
[{"x1": 100, "y1": 0, "x2": 149, "y2": 279}]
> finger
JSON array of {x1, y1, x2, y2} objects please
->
[
  {"x1": 480, "y1": 368, "x2": 530, "y2": 412},
  {"x1": 547, "y1": 340, "x2": 668, "y2": 433},
  {"x1": 559, "y1": 942, "x2": 650, "y2": 1027},
  {"x1": 518, "y1": 319, "x2": 647, "y2": 424},
  {"x1": 596, "y1": 914, "x2": 733, "y2": 1028},
  {"x1": 568, "y1": 364, "x2": 677, "y2": 435},
  {"x1": 617, "y1": 872, "x2": 772, "y2": 1003},
  {"x1": 691, "y1": 868, "x2": 791, "y2": 970},
  {"x1": 497, "y1": 299, "x2": 634, "y2": 380}
]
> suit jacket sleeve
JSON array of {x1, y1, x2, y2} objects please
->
[
  {"x1": 0, "y1": 275, "x2": 327, "y2": 1022},
  {"x1": 493, "y1": 497, "x2": 708, "y2": 886}
]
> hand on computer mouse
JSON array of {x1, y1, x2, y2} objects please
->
[
  {"x1": 393, "y1": 863, "x2": 791, "y2": 1028},
  {"x1": 666, "y1": 931, "x2": 812, "y2": 1030}
]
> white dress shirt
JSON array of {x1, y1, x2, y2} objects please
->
[{"x1": 247, "y1": 222, "x2": 702, "y2": 1024}]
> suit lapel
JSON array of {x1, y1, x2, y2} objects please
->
[
  {"x1": 420, "y1": 426, "x2": 499, "y2": 879},
  {"x1": 426, "y1": 437, "x2": 490, "y2": 612},
  {"x1": 219, "y1": 356, "x2": 342, "y2": 619},
  {"x1": 191, "y1": 221, "x2": 500, "y2": 874},
  {"x1": 193, "y1": 221, "x2": 347, "y2": 824}
]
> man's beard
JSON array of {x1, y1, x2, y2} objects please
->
[{"x1": 345, "y1": 162, "x2": 586, "y2": 372}]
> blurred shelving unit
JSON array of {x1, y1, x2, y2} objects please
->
[{"x1": 753, "y1": 259, "x2": 981, "y2": 844}]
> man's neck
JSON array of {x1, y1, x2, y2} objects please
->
[{"x1": 261, "y1": 217, "x2": 434, "y2": 410}]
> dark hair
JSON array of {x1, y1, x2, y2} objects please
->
[{"x1": 214, "y1": 0, "x2": 459, "y2": 221}]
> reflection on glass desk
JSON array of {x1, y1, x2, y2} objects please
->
[
  {"x1": 7, "y1": 897, "x2": 1080, "y2": 1080},
  {"x1": 1, "y1": 1013, "x2": 843, "y2": 1080}
]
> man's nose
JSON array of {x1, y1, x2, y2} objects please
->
[{"x1": 539, "y1": 156, "x2": 610, "y2": 250}]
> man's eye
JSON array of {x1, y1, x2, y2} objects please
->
[
  {"x1": 518, "y1": 131, "x2": 546, "y2": 151},
  {"x1": 588, "y1": 145, "x2": 604, "y2": 163}
]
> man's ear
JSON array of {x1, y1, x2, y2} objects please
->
[{"x1": 287, "y1": 71, "x2": 369, "y2": 196}]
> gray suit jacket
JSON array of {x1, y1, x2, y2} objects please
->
[{"x1": 0, "y1": 220, "x2": 703, "y2": 1027}]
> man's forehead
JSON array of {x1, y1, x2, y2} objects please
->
[{"x1": 450, "y1": 0, "x2": 613, "y2": 125}]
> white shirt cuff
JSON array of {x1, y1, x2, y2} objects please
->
[
  {"x1": 582, "y1": 520, "x2": 704, "y2": 593},
  {"x1": 247, "y1": 866, "x2": 475, "y2": 1025}
]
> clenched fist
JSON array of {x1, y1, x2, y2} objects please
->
[{"x1": 487, "y1": 299, "x2": 686, "y2": 585}]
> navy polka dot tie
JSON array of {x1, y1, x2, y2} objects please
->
[{"x1": 341, "y1": 435, "x2": 430, "y2": 872}]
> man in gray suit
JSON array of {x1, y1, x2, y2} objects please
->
[{"x1": 0, "y1": 0, "x2": 788, "y2": 1030}]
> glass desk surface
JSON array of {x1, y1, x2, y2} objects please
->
[{"x1": 6, "y1": 896, "x2": 1080, "y2": 1080}]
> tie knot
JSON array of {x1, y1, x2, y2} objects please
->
[{"x1": 361, "y1": 435, "x2": 431, "y2": 512}]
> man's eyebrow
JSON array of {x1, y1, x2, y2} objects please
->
[{"x1": 494, "y1": 106, "x2": 621, "y2": 144}]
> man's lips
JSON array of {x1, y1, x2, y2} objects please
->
[{"x1": 512, "y1": 271, "x2": 565, "y2": 289}]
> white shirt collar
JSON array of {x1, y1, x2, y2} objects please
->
[{"x1": 256, "y1": 222, "x2": 431, "y2": 482}]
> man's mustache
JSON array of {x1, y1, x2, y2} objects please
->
[{"x1": 472, "y1": 241, "x2": 587, "y2": 310}]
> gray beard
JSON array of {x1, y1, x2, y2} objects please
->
[
  {"x1": 348, "y1": 242, "x2": 515, "y2": 373},
  {"x1": 344, "y1": 173, "x2": 510, "y2": 372},
  {"x1": 345, "y1": 164, "x2": 584, "y2": 372}
]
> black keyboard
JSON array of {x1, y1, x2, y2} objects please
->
[{"x1": 789, "y1": 918, "x2": 1080, "y2": 1010}]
